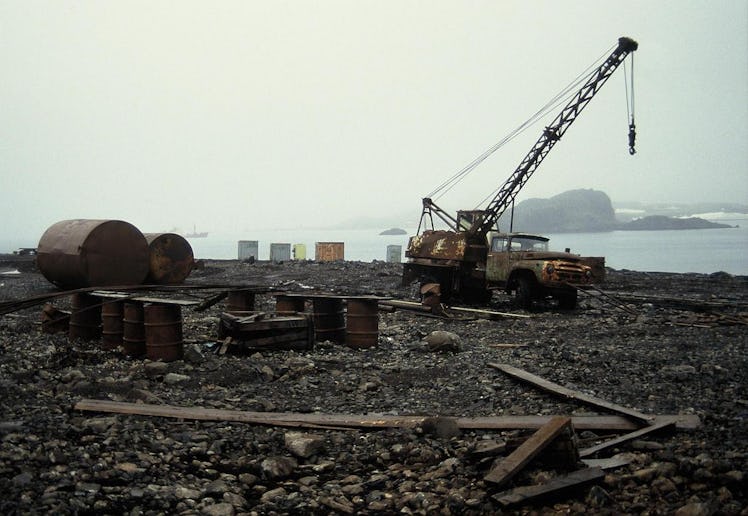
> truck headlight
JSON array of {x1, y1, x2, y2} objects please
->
[
  {"x1": 545, "y1": 264, "x2": 555, "y2": 274},
  {"x1": 585, "y1": 270, "x2": 592, "y2": 278}
]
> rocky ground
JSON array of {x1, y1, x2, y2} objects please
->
[{"x1": 0, "y1": 257, "x2": 746, "y2": 515}]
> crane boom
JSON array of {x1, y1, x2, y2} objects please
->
[
  {"x1": 404, "y1": 37, "x2": 638, "y2": 304},
  {"x1": 467, "y1": 37, "x2": 638, "y2": 238}
]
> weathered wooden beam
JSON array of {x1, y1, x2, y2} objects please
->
[
  {"x1": 581, "y1": 456, "x2": 631, "y2": 470},
  {"x1": 492, "y1": 467, "x2": 605, "y2": 507},
  {"x1": 488, "y1": 363, "x2": 655, "y2": 424},
  {"x1": 484, "y1": 416, "x2": 572, "y2": 486},
  {"x1": 91, "y1": 291, "x2": 200, "y2": 306},
  {"x1": 448, "y1": 305, "x2": 531, "y2": 319},
  {"x1": 578, "y1": 417, "x2": 676, "y2": 458},
  {"x1": 379, "y1": 299, "x2": 530, "y2": 319},
  {"x1": 73, "y1": 400, "x2": 698, "y2": 431}
]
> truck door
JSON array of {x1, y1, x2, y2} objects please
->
[{"x1": 486, "y1": 235, "x2": 512, "y2": 285}]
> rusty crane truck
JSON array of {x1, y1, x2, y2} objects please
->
[{"x1": 402, "y1": 37, "x2": 638, "y2": 309}]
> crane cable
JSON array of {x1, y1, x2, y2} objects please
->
[
  {"x1": 426, "y1": 44, "x2": 618, "y2": 202},
  {"x1": 625, "y1": 53, "x2": 636, "y2": 154}
]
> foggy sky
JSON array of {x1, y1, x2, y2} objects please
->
[{"x1": 1, "y1": 0, "x2": 747, "y2": 240}]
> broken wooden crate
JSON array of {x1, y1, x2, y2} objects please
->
[{"x1": 218, "y1": 311, "x2": 313, "y2": 351}]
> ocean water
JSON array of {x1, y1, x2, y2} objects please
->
[
  {"x1": 191, "y1": 222, "x2": 748, "y2": 275},
  {"x1": 3, "y1": 220, "x2": 747, "y2": 275}
]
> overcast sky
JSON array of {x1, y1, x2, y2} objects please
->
[{"x1": 1, "y1": 0, "x2": 746, "y2": 239}]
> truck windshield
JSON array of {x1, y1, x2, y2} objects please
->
[{"x1": 491, "y1": 236, "x2": 549, "y2": 252}]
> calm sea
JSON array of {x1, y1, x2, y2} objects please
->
[
  {"x1": 3, "y1": 219, "x2": 747, "y2": 276},
  {"x1": 188, "y1": 223, "x2": 748, "y2": 275}
]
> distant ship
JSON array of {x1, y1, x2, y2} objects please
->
[{"x1": 184, "y1": 225, "x2": 208, "y2": 238}]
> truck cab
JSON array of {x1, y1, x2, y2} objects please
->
[{"x1": 486, "y1": 232, "x2": 595, "y2": 309}]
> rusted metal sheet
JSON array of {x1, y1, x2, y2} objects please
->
[
  {"x1": 405, "y1": 230, "x2": 468, "y2": 261},
  {"x1": 37, "y1": 219, "x2": 150, "y2": 288},
  {"x1": 315, "y1": 242, "x2": 344, "y2": 261},
  {"x1": 143, "y1": 233, "x2": 194, "y2": 284}
]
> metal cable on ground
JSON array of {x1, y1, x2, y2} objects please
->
[{"x1": 574, "y1": 284, "x2": 639, "y2": 315}]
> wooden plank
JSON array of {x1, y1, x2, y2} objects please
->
[
  {"x1": 378, "y1": 300, "x2": 432, "y2": 313},
  {"x1": 488, "y1": 363, "x2": 655, "y2": 424},
  {"x1": 578, "y1": 418, "x2": 676, "y2": 458},
  {"x1": 379, "y1": 300, "x2": 530, "y2": 319},
  {"x1": 448, "y1": 305, "x2": 531, "y2": 319},
  {"x1": 492, "y1": 467, "x2": 605, "y2": 507},
  {"x1": 73, "y1": 399, "x2": 696, "y2": 432},
  {"x1": 484, "y1": 416, "x2": 571, "y2": 486},
  {"x1": 91, "y1": 291, "x2": 200, "y2": 306},
  {"x1": 581, "y1": 457, "x2": 631, "y2": 470}
]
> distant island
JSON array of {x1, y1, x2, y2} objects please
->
[
  {"x1": 496, "y1": 189, "x2": 745, "y2": 233},
  {"x1": 379, "y1": 227, "x2": 407, "y2": 235},
  {"x1": 617, "y1": 215, "x2": 733, "y2": 231}
]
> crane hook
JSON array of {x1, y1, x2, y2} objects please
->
[{"x1": 628, "y1": 121, "x2": 636, "y2": 155}]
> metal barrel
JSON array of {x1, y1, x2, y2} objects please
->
[
  {"x1": 144, "y1": 304, "x2": 183, "y2": 362},
  {"x1": 143, "y1": 233, "x2": 194, "y2": 284},
  {"x1": 312, "y1": 297, "x2": 345, "y2": 343},
  {"x1": 36, "y1": 219, "x2": 150, "y2": 288},
  {"x1": 315, "y1": 242, "x2": 344, "y2": 261},
  {"x1": 122, "y1": 302, "x2": 146, "y2": 357},
  {"x1": 275, "y1": 295, "x2": 306, "y2": 315},
  {"x1": 345, "y1": 298, "x2": 379, "y2": 349},
  {"x1": 69, "y1": 293, "x2": 102, "y2": 341},
  {"x1": 101, "y1": 300, "x2": 124, "y2": 350},
  {"x1": 226, "y1": 290, "x2": 256, "y2": 313}
]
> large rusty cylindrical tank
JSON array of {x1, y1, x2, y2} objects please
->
[
  {"x1": 142, "y1": 233, "x2": 194, "y2": 284},
  {"x1": 36, "y1": 219, "x2": 150, "y2": 288}
]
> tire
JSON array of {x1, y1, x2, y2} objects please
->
[
  {"x1": 557, "y1": 289, "x2": 578, "y2": 310},
  {"x1": 515, "y1": 276, "x2": 535, "y2": 309},
  {"x1": 462, "y1": 287, "x2": 492, "y2": 304}
]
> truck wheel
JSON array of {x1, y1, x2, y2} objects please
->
[
  {"x1": 557, "y1": 289, "x2": 578, "y2": 310},
  {"x1": 515, "y1": 277, "x2": 535, "y2": 309}
]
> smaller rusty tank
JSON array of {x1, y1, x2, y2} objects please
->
[
  {"x1": 143, "y1": 233, "x2": 194, "y2": 284},
  {"x1": 37, "y1": 219, "x2": 150, "y2": 288}
]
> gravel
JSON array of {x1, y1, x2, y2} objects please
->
[{"x1": 1, "y1": 258, "x2": 746, "y2": 514}]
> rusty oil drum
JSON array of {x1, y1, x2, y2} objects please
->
[
  {"x1": 226, "y1": 289, "x2": 256, "y2": 313},
  {"x1": 345, "y1": 298, "x2": 379, "y2": 348},
  {"x1": 275, "y1": 295, "x2": 305, "y2": 315},
  {"x1": 144, "y1": 304, "x2": 183, "y2": 362},
  {"x1": 69, "y1": 293, "x2": 102, "y2": 341},
  {"x1": 122, "y1": 302, "x2": 146, "y2": 357},
  {"x1": 101, "y1": 300, "x2": 124, "y2": 350},
  {"x1": 143, "y1": 233, "x2": 194, "y2": 284},
  {"x1": 37, "y1": 219, "x2": 150, "y2": 288},
  {"x1": 312, "y1": 297, "x2": 345, "y2": 343}
]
